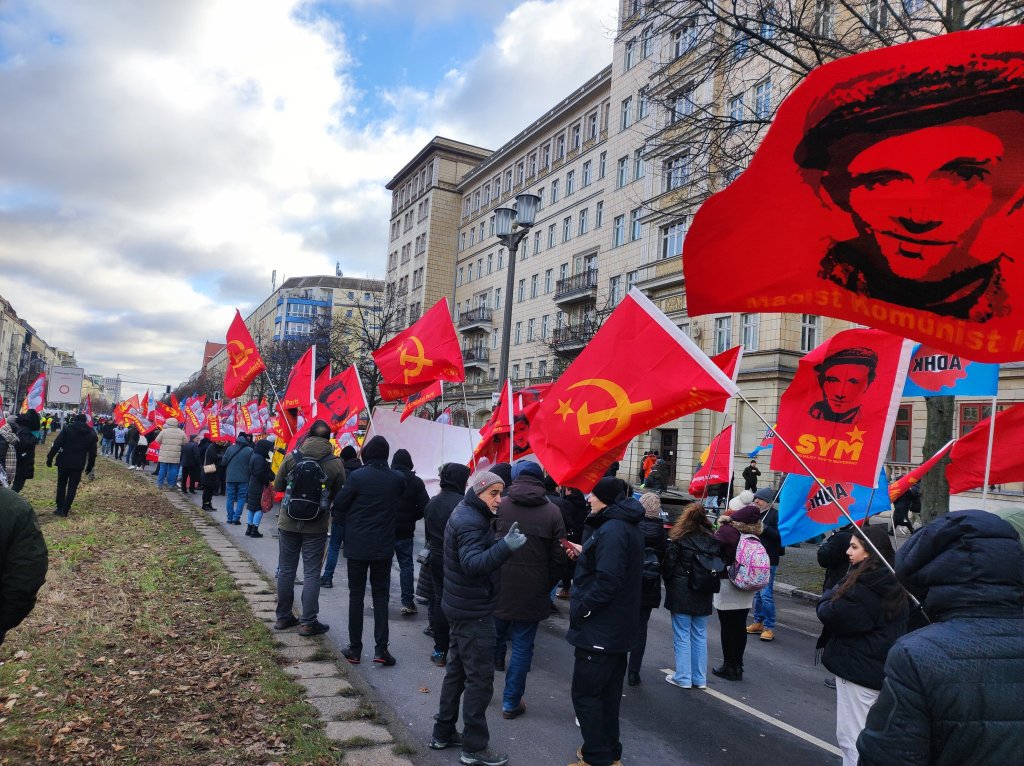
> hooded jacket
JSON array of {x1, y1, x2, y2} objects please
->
[
  {"x1": 442, "y1": 488, "x2": 515, "y2": 621},
  {"x1": 221, "y1": 433, "x2": 253, "y2": 483},
  {"x1": 0, "y1": 488, "x2": 48, "y2": 644},
  {"x1": 154, "y1": 418, "x2": 188, "y2": 464},
  {"x1": 199, "y1": 438, "x2": 221, "y2": 488},
  {"x1": 46, "y1": 420, "x2": 97, "y2": 474},
  {"x1": 12, "y1": 415, "x2": 38, "y2": 481},
  {"x1": 494, "y1": 475, "x2": 566, "y2": 622},
  {"x1": 331, "y1": 436, "x2": 404, "y2": 559},
  {"x1": 567, "y1": 496, "x2": 645, "y2": 654},
  {"x1": 246, "y1": 439, "x2": 276, "y2": 508},
  {"x1": 179, "y1": 438, "x2": 201, "y2": 468},
  {"x1": 857, "y1": 511, "x2": 1024, "y2": 766},
  {"x1": 424, "y1": 463, "x2": 471, "y2": 571},
  {"x1": 390, "y1": 449, "x2": 429, "y2": 540},
  {"x1": 339, "y1": 445, "x2": 363, "y2": 477},
  {"x1": 273, "y1": 436, "x2": 346, "y2": 534},
  {"x1": 663, "y1": 531, "x2": 722, "y2": 616}
]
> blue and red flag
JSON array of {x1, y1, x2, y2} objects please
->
[
  {"x1": 777, "y1": 469, "x2": 891, "y2": 546},
  {"x1": 902, "y1": 344, "x2": 999, "y2": 397}
]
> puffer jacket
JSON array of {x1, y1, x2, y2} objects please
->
[
  {"x1": 246, "y1": 439, "x2": 275, "y2": 508},
  {"x1": 442, "y1": 489, "x2": 515, "y2": 622},
  {"x1": 494, "y1": 475, "x2": 566, "y2": 622},
  {"x1": 154, "y1": 419, "x2": 188, "y2": 464},
  {"x1": 816, "y1": 565, "x2": 908, "y2": 690},
  {"x1": 390, "y1": 449, "x2": 429, "y2": 540},
  {"x1": 0, "y1": 488, "x2": 48, "y2": 644},
  {"x1": 857, "y1": 510, "x2": 1024, "y2": 766},
  {"x1": 274, "y1": 436, "x2": 346, "y2": 534},
  {"x1": 221, "y1": 434, "x2": 253, "y2": 483},
  {"x1": 567, "y1": 497, "x2": 644, "y2": 654},
  {"x1": 179, "y1": 439, "x2": 200, "y2": 468},
  {"x1": 46, "y1": 421, "x2": 98, "y2": 473},
  {"x1": 662, "y1": 532, "x2": 722, "y2": 616},
  {"x1": 425, "y1": 463, "x2": 471, "y2": 572}
]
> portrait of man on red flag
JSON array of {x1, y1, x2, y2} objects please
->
[{"x1": 808, "y1": 347, "x2": 877, "y2": 424}]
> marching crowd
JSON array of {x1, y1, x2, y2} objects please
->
[{"x1": 1, "y1": 411, "x2": 1022, "y2": 766}]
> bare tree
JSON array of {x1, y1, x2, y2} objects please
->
[{"x1": 637, "y1": 0, "x2": 1021, "y2": 521}]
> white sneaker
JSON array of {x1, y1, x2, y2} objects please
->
[{"x1": 665, "y1": 675, "x2": 692, "y2": 689}]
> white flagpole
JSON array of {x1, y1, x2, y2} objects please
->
[
  {"x1": 507, "y1": 379, "x2": 514, "y2": 465},
  {"x1": 353, "y1": 365, "x2": 375, "y2": 436},
  {"x1": 459, "y1": 383, "x2": 475, "y2": 461},
  {"x1": 309, "y1": 345, "x2": 317, "y2": 419},
  {"x1": 981, "y1": 395, "x2": 998, "y2": 510}
]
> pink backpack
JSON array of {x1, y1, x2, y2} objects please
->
[{"x1": 729, "y1": 534, "x2": 771, "y2": 591}]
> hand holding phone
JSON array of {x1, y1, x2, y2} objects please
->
[{"x1": 560, "y1": 539, "x2": 582, "y2": 559}]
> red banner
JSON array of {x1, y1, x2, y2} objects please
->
[
  {"x1": 529, "y1": 288, "x2": 737, "y2": 491},
  {"x1": 684, "y1": 27, "x2": 1024, "y2": 363},
  {"x1": 709, "y1": 345, "x2": 744, "y2": 413},
  {"x1": 84, "y1": 395, "x2": 93, "y2": 427},
  {"x1": 888, "y1": 439, "x2": 954, "y2": 501},
  {"x1": 282, "y1": 346, "x2": 316, "y2": 414},
  {"x1": 373, "y1": 299, "x2": 465, "y2": 401},
  {"x1": 315, "y1": 366, "x2": 368, "y2": 431},
  {"x1": 224, "y1": 309, "x2": 267, "y2": 398},
  {"x1": 771, "y1": 329, "x2": 912, "y2": 487},
  {"x1": 145, "y1": 442, "x2": 161, "y2": 462},
  {"x1": 22, "y1": 373, "x2": 46, "y2": 412},
  {"x1": 689, "y1": 425, "x2": 735, "y2": 497},
  {"x1": 401, "y1": 380, "x2": 443, "y2": 422},
  {"x1": 946, "y1": 403, "x2": 1024, "y2": 493}
]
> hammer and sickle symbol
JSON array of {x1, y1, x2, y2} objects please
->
[
  {"x1": 399, "y1": 336, "x2": 434, "y2": 383},
  {"x1": 559, "y1": 378, "x2": 653, "y2": 449},
  {"x1": 228, "y1": 340, "x2": 253, "y2": 371}
]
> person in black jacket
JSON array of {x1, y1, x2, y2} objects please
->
[
  {"x1": 45, "y1": 414, "x2": 97, "y2": 517},
  {"x1": 816, "y1": 524, "x2": 908, "y2": 766},
  {"x1": 391, "y1": 448, "x2": 429, "y2": 614},
  {"x1": 333, "y1": 435, "x2": 405, "y2": 666},
  {"x1": 199, "y1": 437, "x2": 221, "y2": 511},
  {"x1": 0, "y1": 488, "x2": 48, "y2": 646},
  {"x1": 10, "y1": 411, "x2": 40, "y2": 493},
  {"x1": 339, "y1": 444, "x2": 363, "y2": 476},
  {"x1": 858, "y1": 510, "x2": 1024, "y2": 766},
  {"x1": 322, "y1": 447, "x2": 362, "y2": 588},
  {"x1": 430, "y1": 472, "x2": 525, "y2": 766},
  {"x1": 423, "y1": 462, "x2": 471, "y2": 666},
  {"x1": 747, "y1": 487, "x2": 784, "y2": 642},
  {"x1": 179, "y1": 435, "x2": 201, "y2": 494},
  {"x1": 626, "y1": 492, "x2": 667, "y2": 686},
  {"x1": 566, "y1": 478, "x2": 644, "y2": 766},
  {"x1": 818, "y1": 525, "x2": 855, "y2": 592},
  {"x1": 244, "y1": 438, "x2": 275, "y2": 538},
  {"x1": 553, "y1": 485, "x2": 588, "y2": 600}
]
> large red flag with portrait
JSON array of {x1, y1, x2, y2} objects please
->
[
  {"x1": 772, "y1": 329, "x2": 912, "y2": 487},
  {"x1": 529, "y1": 288, "x2": 737, "y2": 491},
  {"x1": 315, "y1": 366, "x2": 368, "y2": 431},
  {"x1": 684, "y1": 27, "x2": 1024, "y2": 363},
  {"x1": 373, "y1": 299, "x2": 465, "y2": 401},
  {"x1": 946, "y1": 403, "x2": 1024, "y2": 493},
  {"x1": 224, "y1": 310, "x2": 266, "y2": 398}
]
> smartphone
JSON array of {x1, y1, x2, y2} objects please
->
[{"x1": 559, "y1": 538, "x2": 580, "y2": 559}]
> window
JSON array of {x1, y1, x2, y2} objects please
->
[
  {"x1": 527, "y1": 318, "x2": 535, "y2": 342},
  {"x1": 530, "y1": 274, "x2": 539, "y2": 299},
  {"x1": 505, "y1": 168, "x2": 513, "y2": 190},
  {"x1": 517, "y1": 279, "x2": 525, "y2": 302},
  {"x1": 544, "y1": 269, "x2": 553, "y2": 293},
  {"x1": 556, "y1": 134, "x2": 565, "y2": 159},
  {"x1": 637, "y1": 88, "x2": 649, "y2": 120},
  {"x1": 714, "y1": 316, "x2": 733, "y2": 354},
  {"x1": 494, "y1": 287, "x2": 502, "y2": 308},
  {"x1": 537, "y1": 187, "x2": 544, "y2": 209},
  {"x1": 760, "y1": 8, "x2": 778, "y2": 38},
  {"x1": 551, "y1": 179, "x2": 559, "y2": 204},
  {"x1": 621, "y1": 97, "x2": 633, "y2": 130},
  {"x1": 902, "y1": 0, "x2": 925, "y2": 13},
  {"x1": 541, "y1": 144, "x2": 550, "y2": 169},
  {"x1": 459, "y1": 233, "x2": 466, "y2": 251},
  {"x1": 541, "y1": 315, "x2": 550, "y2": 340},
  {"x1": 674, "y1": 19, "x2": 697, "y2": 57},
  {"x1": 887, "y1": 405, "x2": 912, "y2": 463},
  {"x1": 476, "y1": 258, "x2": 483, "y2": 279},
  {"x1": 571, "y1": 124, "x2": 581, "y2": 150},
  {"x1": 487, "y1": 253, "x2": 493, "y2": 274},
  {"x1": 566, "y1": 170, "x2": 575, "y2": 195},
  {"x1": 672, "y1": 87, "x2": 696, "y2": 122},
  {"x1": 613, "y1": 215, "x2": 625, "y2": 247},
  {"x1": 641, "y1": 25, "x2": 653, "y2": 58},
  {"x1": 866, "y1": 0, "x2": 889, "y2": 31},
  {"x1": 578, "y1": 208, "x2": 589, "y2": 236},
  {"x1": 582, "y1": 160, "x2": 592, "y2": 187},
  {"x1": 498, "y1": 249, "x2": 505, "y2": 270},
  {"x1": 598, "y1": 151, "x2": 607, "y2": 178},
  {"x1": 609, "y1": 275, "x2": 623, "y2": 304},
  {"x1": 457, "y1": 266, "x2": 464, "y2": 285},
  {"x1": 617, "y1": 156, "x2": 629, "y2": 188},
  {"x1": 529, "y1": 152, "x2": 537, "y2": 177},
  {"x1": 732, "y1": 26, "x2": 748, "y2": 59},
  {"x1": 633, "y1": 148, "x2": 644, "y2": 180},
  {"x1": 661, "y1": 220, "x2": 687, "y2": 259},
  {"x1": 800, "y1": 314, "x2": 821, "y2": 352},
  {"x1": 493, "y1": 174, "x2": 501, "y2": 197},
  {"x1": 630, "y1": 208, "x2": 642, "y2": 241},
  {"x1": 624, "y1": 39, "x2": 637, "y2": 70},
  {"x1": 587, "y1": 112, "x2": 598, "y2": 139},
  {"x1": 754, "y1": 79, "x2": 773, "y2": 119},
  {"x1": 538, "y1": 359, "x2": 548, "y2": 377},
  {"x1": 559, "y1": 263, "x2": 568, "y2": 282},
  {"x1": 514, "y1": 323, "x2": 522, "y2": 345},
  {"x1": 814, "y1": 0, "x2": 834, "y2": 37},
  {"x1": 729, "y1": 94, "x2": 744, "y2": 124},
  {"x1": 483, "y1": 184, "x2": 491, "y2": 206},
  {"x1": 665, "y1": 155, "x2": 690, "y2": 190},
  {"x1": 741, "y1": 313, "x2": 760, "y2": 351},
  {"x1": 563, "y1": 216, "x2": 572, "y2": 242},
  {"x1": 533, "y1": 231, "x2": 541, "y2": 254},
  {"x1": 548, "y1": 224, "x2": 556, "y2": 248},
  {"x1": 595, "y1": 200, "x2": 604, "y2": 228}
]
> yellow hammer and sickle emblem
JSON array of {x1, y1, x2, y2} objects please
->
[
  {"x1": 399, "y1": 336, "x2": 434, "y2": 383},
  {"x1": 228, "y1": 340, "x2": 253, "y2": 371},
  {"x1": 556, "y1": 378, "x2": 653, "y2": 449}
]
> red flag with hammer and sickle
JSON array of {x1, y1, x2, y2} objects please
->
[
  {"x1": 224, "y1": 309, "x2": 267, "y2": 398},
  {"x1": 373, "y1": 299, "x2": 465, "y2": 401},
  {"x1": 530, "y1": 288, "x2": 738, "y2": 491}
]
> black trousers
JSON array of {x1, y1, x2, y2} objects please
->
[
  {"x1": 181, "y1": 466, "x2": 201, "y2": 492},
  {"x1": 347, "y1": 558, "x2": 391, "y2": 654},
  {"x1": 202, "y1": 483, "x2": 217, "y2": 507},
  {"x1": 627, "y1": 607, "x2": 653, "y2": 674},
  {"x1": 114, "y1": 443, "x2": 125, "y2": 459},
  {"x1": 56, "y1": 466, "x2": 84, "y2": 512},
  {"x1": 433, "y1": 616, "x2": 496, "y2": 754},
  {"x1": 572, "y1": 649, "x2": 627, "y2": 766},
  {"x1": 718, "y1": 608, "x2": 750, "y2": 668},
  {"x1": 430, "y1": 563, "x2": 450, "y2": 653}
]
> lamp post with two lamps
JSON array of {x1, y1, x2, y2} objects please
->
[{"x1": 493, "y1": 193, "x2": 542, "y2": 385}]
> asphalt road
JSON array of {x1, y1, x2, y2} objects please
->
[{"x1": 168, "y1": 478, "x2": 841, "y2": 766}]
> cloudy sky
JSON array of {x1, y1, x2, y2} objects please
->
[{"x1": 0, "y1": 0, "x2": 617, "y2": 399}]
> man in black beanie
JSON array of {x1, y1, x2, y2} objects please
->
[{"x1": 566, "y1": 477, "x2": 644, "y2": 766}]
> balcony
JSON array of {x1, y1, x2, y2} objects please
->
[
  {"x1": 463, "y1": 347, "x2": 490, "y2": 369},
  {"x1": 554, "y1": 269, "x2": 598, "y2": 305},
  {"x1": 458, "y1": 306, "x2": 493, "y2": 333},
  {"x1": 551, "y1": 323, "x2": 597, "y2": 353},
  {"x1": 635, "y1": 254, "x2": 683, "y2": 291}
]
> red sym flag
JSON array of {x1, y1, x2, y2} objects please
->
[
  {"x1": 772, "y1": 329, "x2": 912, "y2": 487},
  {"x1": 709, "y1": 345, "x2": 744, "y2": 413},
  {"x1": 946, "y1": 403, "x2": 1024, "y2": 493},
  {"x1": 530, "y1": 288, "x2": 737, "y2": 491},
  {"x1": 373, "y1": 299, "x2": 465, "y2": 401},
  {"x1": 689, "y1": 425, "x2": 735, "y2": 497},
  {"x1": 889, "y1": 439, "x2": 955, "y2": 501},
  {"x1": 401, "y1": 380, "x2": 443, "y2": 422},
  {"x1": 684, "y1": 27, "x2": 1024, "y2": 363},
  {"x1": 282, "y1": 346, "x2": 316, "y2": 415},
  {"x1": 224, "y1": 310, "x2": 267, "y2": 398}
]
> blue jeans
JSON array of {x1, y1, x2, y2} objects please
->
[
  {"x1": 157, "y1": 462, "x2": 180, "y2": 489},
  {"x1": 245, "y1": 504, "x2": 264, "y2": 528},
  {"x1": 493, "y1": 618, "x2": 539, "y2": 711},
  {"x1": 670, "y1": 613, "x2": 708, "y2": 687},
  {"x1": 101, "y1": 438, "x2": 113, "y2": 455},
  {"x1": 394, "y1": 537, "x2": 415, "y2": 607},
  {"x1": 225, "y1": 481, "x2": 246, "y2": 521},
  {"x1": 276, "y1": 530, "x2": 327, "y2": 625},
  {"x1": 321, "y1": 518, "x2": 344, "y2": 582},
  {"x1": 752, "y1": 565, "x2": 778, "y2": 629}
]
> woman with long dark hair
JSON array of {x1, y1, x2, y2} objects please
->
[{"x1": 816, "y1": 524, "x2": 908, "y2": 766}]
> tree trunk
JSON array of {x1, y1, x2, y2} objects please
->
[{"x1": 920, "y1": 396, "x2": 955, "y2": 523}]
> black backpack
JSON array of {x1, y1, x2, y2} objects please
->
[
  {"x1": 642, "y1": 546, "x2": 661, "y2": 581},
  {"x1": 283, "y1": 451, "x2": 333, "y2": 521},
  {"x1": 688, "y1": 551, "x2": 726, "y2": 594}
]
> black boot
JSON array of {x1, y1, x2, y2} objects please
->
[
  {"x1": 244, "y1": 524, "x2": 253, "y2": 537},
  {"x1": 712, "y1": 663, "x2": 741, "y2": 681},
  {"x1": 251, "y1": 527, "x2": 263, "y2": 538}
]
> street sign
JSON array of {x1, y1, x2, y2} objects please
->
[{"x1": 46, "y1": 366, "x2": 85, "y2": 405}]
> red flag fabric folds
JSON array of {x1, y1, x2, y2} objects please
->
[
  {"x1": 316, "y1": 366, "x2": 368, "y2": 431},
  {"x1": 709, "y1": 345, "x2": 744, "y2": 413},
  {"x1": 888, "y1": 439, "x2": 954, "y2": 501},
  {"x1": 282, "y1": 347, "x2": 316, "y2": 414},
  {"x1": 373, "y1": 299, "x2": 465, "y2": 401},
  {"x1": 401, "y1": 381, "x2": 443, "y2": 422},
  {"x1": 224, "y1": 310, "x2": 267, "y2": 398},
  {"x1": 530, "y1": 288, "x2": 737, "y2": 491},
  {"x1": 946, "y1": 404, "x2": 1024, "y2": 493},
  {"x1": 772, "y1": 328, "x2": 911, "y2": 487},
  {"x1": 689, "y1": 425, "x2": 735, "y2": 497}
]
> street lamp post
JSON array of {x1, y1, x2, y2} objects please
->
[{"x1": 494, "y1": 193, "x2": 542, "y2": 385}]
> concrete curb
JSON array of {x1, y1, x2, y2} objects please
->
[
  {"x1": 775, "y1": 581, "x2": 822, "y2": 604},
  {"x1": 124, "y1": 460, "x2": 415, "y2": 766}
]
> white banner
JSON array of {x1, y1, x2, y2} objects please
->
[{"x1": 46, "y1": 367, "x2": 85, "y2": 405}]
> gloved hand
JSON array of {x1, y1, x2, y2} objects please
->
[
  {"x1": 503, "y1": 521, "x2": 527, "y2": 551},
  {"x1": 46, "y1": 459, "x2": 53, "y2": 468}
]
